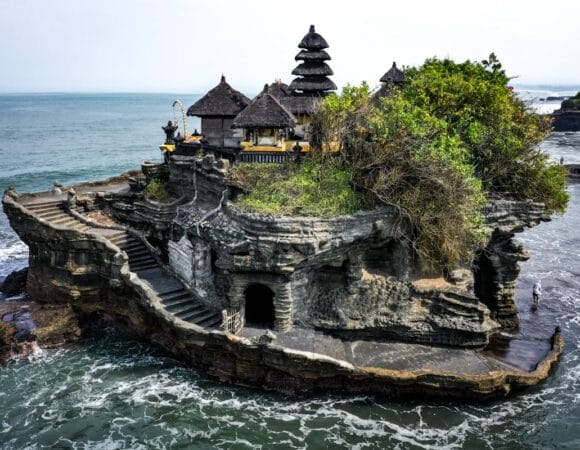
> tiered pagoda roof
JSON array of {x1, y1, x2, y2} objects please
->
[
  {"x1": 187, "y1": 75, "x2": 250, "y2": 117},
  {"x1": 232, "y1": 86, "x2": 296, "y2": 129},
  {"x1": 380, "y1": 62, "x2": 406, "y2": 85},
  {"x1": 374, "y1": 62, "x2": 407, "y2": 102},
  {"x1": 266, "y1": 80, "x2": 291, "y2": 100},
  {"x1": 289, "y1": 25, "x2": 337, "y2": 95}
]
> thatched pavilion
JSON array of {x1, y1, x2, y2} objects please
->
[
  {"x1": 232, "y1": 86, "x2": 296, "y2": 149},
  {"x1": 186, "y1": 75, "x2": 250, "y2": 149}
]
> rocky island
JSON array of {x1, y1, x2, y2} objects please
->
[
  {"x1": 552, "y1": 91, "x2": 580, "y2": 131},
  {"x1": 1, "y1": 26, "x2": 567, "y2": 400}
]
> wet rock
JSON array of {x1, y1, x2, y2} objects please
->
[
  {"x1": 0, "y1": 302, "x2": 81, "y2": 361},
  {"x1": 0, "y1": 267, "x2": 28, "y2": 296}
]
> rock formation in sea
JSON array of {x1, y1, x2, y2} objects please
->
[{"x1": 552, "y1": 92, "x2": 580, "y2": 131}]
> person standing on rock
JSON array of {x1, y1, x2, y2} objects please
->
[{"x1": 532, "y1": 280, "x2": 542, "y2": 307}]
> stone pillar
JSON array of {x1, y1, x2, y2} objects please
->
[
  {"x1": 274, "y1": 282, "x2": 293, "y2": 332},
  {"x1": 228, "y1": 274, "x2": 247, "y2": 312}
]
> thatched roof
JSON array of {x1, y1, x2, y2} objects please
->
[
  {"x1": 289, "y1": 76, "x2": 337, "y2": 93},
  {"x1": 292, "y1": 62, "x2": 333, "y2": 76},
  {"x1": 187, "y1": 75, "x2": 250, "y2": 117},
  {"x1": 232, "y1": 88, "x2": 296, "y2": 128},
  {"x1": 295, "y1": 49, "x2": 331, "y2": 61},
  {"x1": 280, "y1": 96, "x2": 321, "y2": 115},
  {"x1": 380, "y1": 62, "x2": 406, "y2": 84},
  {"x1": 267, "y1": 81, "x2": 290, "y2": 99},
  {"x1": 298, "y1": 25, "x2": 329, "y2": 50}
]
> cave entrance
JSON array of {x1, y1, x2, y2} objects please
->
[
  {"x1": 473, "y1": 250, "x2": 497, "y2": 313},
  {"x1": 244, "y1": 283, "x2": 275, "y2": 328}
]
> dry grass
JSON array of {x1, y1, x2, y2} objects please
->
[{"x1": 83, "y1": 210, "x2": 119, "y2": 226}]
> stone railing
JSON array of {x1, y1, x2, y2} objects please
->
[
  {"x1": 239, "y1": 151, "x2": 293, "y2": 164},
  {"x1": 221, "y1": 308, "x2": 245, "y2": 335}
]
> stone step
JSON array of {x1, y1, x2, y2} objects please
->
[
  {"x1": 158, "y1": 287, "x2": 186, "y2": 298},
  {"x1": 51, "y1": 216, "x2": 77, "y2": 225},
  {"x1": 129, "y1": 254, "x2": 155, "y2": 264},
  {"x1": 123, "y1": 239, "x2": 147, "y2": 251},
  {"x1": 130, "y1": 257, "x2": 156, "y2": 267},
  {"x1": 163, "y1": 294, "x2": 195, "y2": 309},
  {"x1": 54, "y1": 219, "x2": 79, "y2": 227},
  {"x1": 72, "y1": 225, "x2": 92, "y2": 232},
  {"x1": 170, "y1": 301, "x2": 204, "y2": 317},
  {"x1": 183, "y1": 309, "x2": 218, "y2": 326},
  {"x1": 131, "y1": 261, "x2": 158, "y2": 271},
  {"x1": 161, "y1": 290, "x2": 190, "y2": 302},
  {"x1": 179, "y1": 307, "x2": 215, "y2": 323},
  {"x1": 34, "y1": 209, "x2": 66, "y2": 218},
  {"x1": 198, "y1": 315, "x2": 222, "y2": 328},
  {"x1": 126, "y1": 248, "x2": 150, "y2": 258},
  {"x1": 109, "y1": 235, "x2": 131, "y2": 245},
  {"x1": 26, "y1": 200, "x2": 64, "y2": 209}
]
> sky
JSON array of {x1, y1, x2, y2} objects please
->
[{"x1": 0, "y1": 0, "x2": 579, "y2": 94}]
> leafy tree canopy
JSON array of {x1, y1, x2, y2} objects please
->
[{"x1": 310, "y1": 54, "x2": 568, "y2": 272}]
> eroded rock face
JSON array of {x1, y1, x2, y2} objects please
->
[
  {"x1": 0, "y1": 178, "x2": 562, "y2": 399},
  {"x1": 158, "y1": 156, "x2": 501, "y2": 346},
  {"x1": 474, "y1": 199, "x2": 547, "y2": 327},
  {"x1": 2, "y1": 158, "x2": 548, "y2": 349}
]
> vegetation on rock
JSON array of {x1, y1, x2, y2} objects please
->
[
  {"x1": 144, "y1": 178, "x2": 170, "y2": 203},
  {"x1": 232, "y1": 55, "x2": 568, "y2": 272},
  {"x1": 562, "y1": 92, "x2": 580, "y2": 111},
  {"x1": 309, "y1": 55, "x2": 568, "y2": 271},
  {"x1": 229, "y1": 162, "x2": 361, "y2": 217}
]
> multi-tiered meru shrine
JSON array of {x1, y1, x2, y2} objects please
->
[{"x1": 163, "y1": 25, "x2": 404, "y2": 163}]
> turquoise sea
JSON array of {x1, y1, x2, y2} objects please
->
[{"x1": 0, "y1": 92, "x2": 579, "y2": 449}]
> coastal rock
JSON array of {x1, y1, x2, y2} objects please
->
[
  {"x1": 0, "y1": 168, "x2": 562, "y2": 399},
  {"x1": 473, "y1": 199, "x2": 547, "y2": 327},
  {"x1": 551, "y1": 92, "x2": 580, "y2": 131},
  {"x1": 0, "y1": 302, "x2": 81, "y2": 361},
  {"x1": 0, "y1": 267, "x2": 28, "y2": 296}
]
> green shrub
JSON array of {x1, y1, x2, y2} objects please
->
[{"x1": 144, "y1": 178, "x2": 170, "y2": 203}]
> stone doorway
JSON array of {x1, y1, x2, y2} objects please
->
[{"x1": 244, "y1": 283, "x2": 275, "y2": 328}]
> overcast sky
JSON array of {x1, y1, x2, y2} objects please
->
[{"x1": 1, "y1": 0, "x2": 579, "y2": 94}]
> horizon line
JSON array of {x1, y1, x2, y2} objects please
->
[{"x1": 0, "y1": 83, "x2": 579, "y2": 96}]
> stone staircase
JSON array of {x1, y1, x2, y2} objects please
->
[{"x1": 25, "y1": 200, "x2": 221, "y2": 329}]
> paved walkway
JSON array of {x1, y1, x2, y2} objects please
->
[{"x1": 241, "y1": 326, "x2": 550, "y2": 374}]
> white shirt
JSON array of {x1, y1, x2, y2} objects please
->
[{"x1": 533, "y1": 282, "x2": 542, "y2": 295}]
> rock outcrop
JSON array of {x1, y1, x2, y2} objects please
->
[
  {"x1": 552, "y1": 92, "x2": 580, "y2": 131},
  {"x1": 0, "y1": 302, "x2": 81, "y2": 361},
  {"x1": 474, "y1": 199, "x2": 547, "y2": 327},
  {"x1": 1, "y1": 162, "x2": 562, "y2": 399},
  {"x1": 0, "y1": 267, "x2": 28, "y2": 296}
]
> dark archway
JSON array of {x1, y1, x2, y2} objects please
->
[
  {"x1": 244, "y1": 283, "x2": 275, "y2": 328},
  {"x1": 473, "y1": 250, "x2": 497, "y2": 313}
]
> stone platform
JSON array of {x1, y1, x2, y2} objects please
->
[{"x1": 241, "y1": 326, "x2": 552, "y2": 375}]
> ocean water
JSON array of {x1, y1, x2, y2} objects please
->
[{"x1": 1, "y1": 93, "x2": 579, "y2": 449}]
